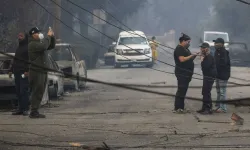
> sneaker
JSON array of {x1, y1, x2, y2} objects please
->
[
  {"x1": 29, "y1": 111, "x2": 46, "y2": 119},
  {"x1": 197, "y1": 109, "x2": 205, "y2": 113},
  {"x1": 214, "y1": 108, "x2": 227, "y2": 113},
  {"x1": 12, "y1": 110, "x2": 23, "y2": 115},
  {"x1": 200, "y1": 109, "x2": 213, "y2": 115},
  {"x1": 173, "y1": 109, "x2": 185, "y2": 114},
  {"x1": 23, "y1": 111, "x2": 29, "y2": 116}
]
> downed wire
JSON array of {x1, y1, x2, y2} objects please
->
[
  {"x1": 1, "y1": 51, "x2": 250, "y2": 106},
  {"x1": 67, "y1": 0, "x2": 250, "y2": 84},
  {"x1": 35, "y1": 0, "x2": 215, "y2": 83}
]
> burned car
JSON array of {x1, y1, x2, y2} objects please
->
[
  {"x1": 0, "y1": 53, "x2": 16, "y2": 101},
  {"x1": 49, "y1": 43, "x2": 87, "y2": 91},
  {"x1": 0, "y1": 53, "x2": 15, "y2": 87},
  {"x1": 47, "y1": 54, "x2": 64, "y2": 98}
]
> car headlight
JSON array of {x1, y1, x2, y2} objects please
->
[
  {"x1": 116, "y1": 49, "x2": 123, "y2": 55},
  {"x1": 144, "y1": 48, "x2": 151, "y2": 54}
]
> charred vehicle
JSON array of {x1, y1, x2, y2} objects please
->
[
  {"x1": 49, "y1": 43, "x2": 87, "y2": 91},
  {"x1": 0, "y1": 53, "x2": 16, "y2": 101},
  {"x1": 47, "y1": 54, "x2": 64, "y2": 98}
]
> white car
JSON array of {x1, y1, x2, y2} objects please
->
[
  {"x1": 47, "y1": 54, "x2": 64, "y2": 98},
  {"x1": 114, "y1": 31, "x2": 153, "y2": 68},
  {"x1": 202, "y1": 31, "x2": 230, "y2": 56},
  {"x1": 49, "y1": 43, "x2": 87, "y2": 91}
]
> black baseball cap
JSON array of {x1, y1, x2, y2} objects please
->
[
  {"x1": 179, "y1": 33, "x2": 191, "y2": 42},
  {"x1": 213, "y1": 38, "x2": 224, "y2": 44},
  {"x1": 29, "y1": 27, "x2": 41, "y2": 35},
  {"x1": 199, "y1": 42, "x2": 210, "y2": 48}
]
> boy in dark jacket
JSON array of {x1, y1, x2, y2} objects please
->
[
  {"x1": 213, "y1": 38, "x2": 231, "y2": 113},
  {"x1": 197, "y1": 43, "x2": 217, "y2": 114}
]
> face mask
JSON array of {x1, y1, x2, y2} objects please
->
[
  {"x1": 185, "y1": 43, "x2": 190, "y2": 49},
  {"x1": 38, "y1": 33, "x2": 44, "y2": 40},
  {"x1": 214, "y1": 45, "x2": 221, "y2": 50}
]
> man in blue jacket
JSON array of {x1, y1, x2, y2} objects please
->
[{"x1": 213, "y1": 38, "x2": 231, "y2": 113}]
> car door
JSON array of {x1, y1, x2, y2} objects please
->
[
  {"x1": 71, "y1": 49, "x2": 86, "y2": 88},
  {"x1": 67, "y1": 46, "x2": 80, "y2": 90},
  {"x1": 49, "y1": 55, "x2": 64, "y2": 95}
]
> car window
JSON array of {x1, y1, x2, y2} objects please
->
[
  {"x1": 118, "y1": 37, "x2": 148, "y2": 45},
  {"x1": 50, "y1": 46, "x2": 72, "y2": 61}
]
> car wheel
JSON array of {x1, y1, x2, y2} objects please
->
[{"x1": 49, "y1": 83, "x2": 58, "y2": 99}]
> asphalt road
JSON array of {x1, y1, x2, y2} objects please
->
[{"x1": 1, "y1": 49, "x2": 250, "y2": 150}]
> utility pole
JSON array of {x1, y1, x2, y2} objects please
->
[{"x1": 53, "y1": 0, "x2": 61, "y2": 39}]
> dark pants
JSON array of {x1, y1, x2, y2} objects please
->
[
  {"x1": 14, "y1": 71, "x2": 29, "y2": 111},
  {"x1": 175, "y1": 76, "x2": 191, "y2": 110},
  {"x1": 202, "y1": 78, "x2": 214, "y2": 110},
  {"x1": 29, "y1": 69, "x2": 47, "y2": 112}
]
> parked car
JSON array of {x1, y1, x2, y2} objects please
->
[
  {"x1": 47, "y1": 54, "x2": 64, "y2": 98},
  {"x1": 0, "y1": 53, "x2": 16, "y2": 101},
  {"x1": 49, "y1": 43, "x2": 87, "y2": 91},
  {"x1": 114, "y1": 31, "x2": 154, "y2": 68}
]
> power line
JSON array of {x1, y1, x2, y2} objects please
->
[
  {"x1": 97, "y1": 0, "x2": 250, "y2": 83},
  {"x1": 25, "y1": 0, "x2": 250, "y2": 106},
  {"x1": 236, "y1": 0, "x2": 250, "y2": 5},
  {"x1": 47, "y1": 0, "x2": 203, "y2": 81},
  {"x1": 1, "y1": 51, "x2": 250, "y2": 106},
  {"x1": 66, "y1": 0, "x2": 249, "y2": 85}
]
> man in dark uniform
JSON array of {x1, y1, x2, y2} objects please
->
[
  {"x1": 10, "y1": 32, "x2": 30, "y2": 116},
  {"x1": 173, "y1": 34, "x2": 198, "y2": 114},
  {"x1": 28, "y1": 27, "x2": 55, "y2": 118},
  {"x1": 197, "y1": 43, "x2": 217, "y2": 115}
]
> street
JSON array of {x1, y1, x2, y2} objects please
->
[{"x1": 1, "y1": 50, "x2": 250, "y2": 150}]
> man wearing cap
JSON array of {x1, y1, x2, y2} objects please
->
[
  {"x1": 197, "y1": 43, "x2": 217, "y2": 114},
  {"x1": 28, "y1": 27, "x2": 55, "y2": 118},
  {"x1": 213, "y1": 38, "x2": 231, "y2": 113},
  {"x1": 173, "y1": 34, "x2": 199, "y2": 113}
]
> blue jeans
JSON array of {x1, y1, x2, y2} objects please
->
[{"x1": 215, "y1": 79, "x2": 228, "y2": 111}]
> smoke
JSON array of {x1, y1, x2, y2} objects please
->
[{"x1": 122, "y1": 0, "x2": 214, "y2": 47}]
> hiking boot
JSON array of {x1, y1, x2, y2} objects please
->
[
  {"x1": 12, "y1": 110, "x2": 23, "y2": 115},
  {"x1": 29, "y1": 111, "x2": 46, "y2": 119}
]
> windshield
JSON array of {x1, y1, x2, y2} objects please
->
[
  {"x1": 49, "y1": 46, "x2": 72, "y2": 61},
  {"x1": 118, "y1": 37, "x2": 148, "y2": 45},
  {"x1": 204, "y1": 33, "x2": 229, "y2": 42}
]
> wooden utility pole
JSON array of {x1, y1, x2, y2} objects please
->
[{"x1": 53, "y1": 0, "x2": 61, "y2": 39}]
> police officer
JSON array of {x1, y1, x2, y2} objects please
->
[
  {"x1": 173, "y1": 34, "x2": 199, "y2": 114},
  {"x1": 28, "y1": 27, "x2": 55, "y2": 118}
]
